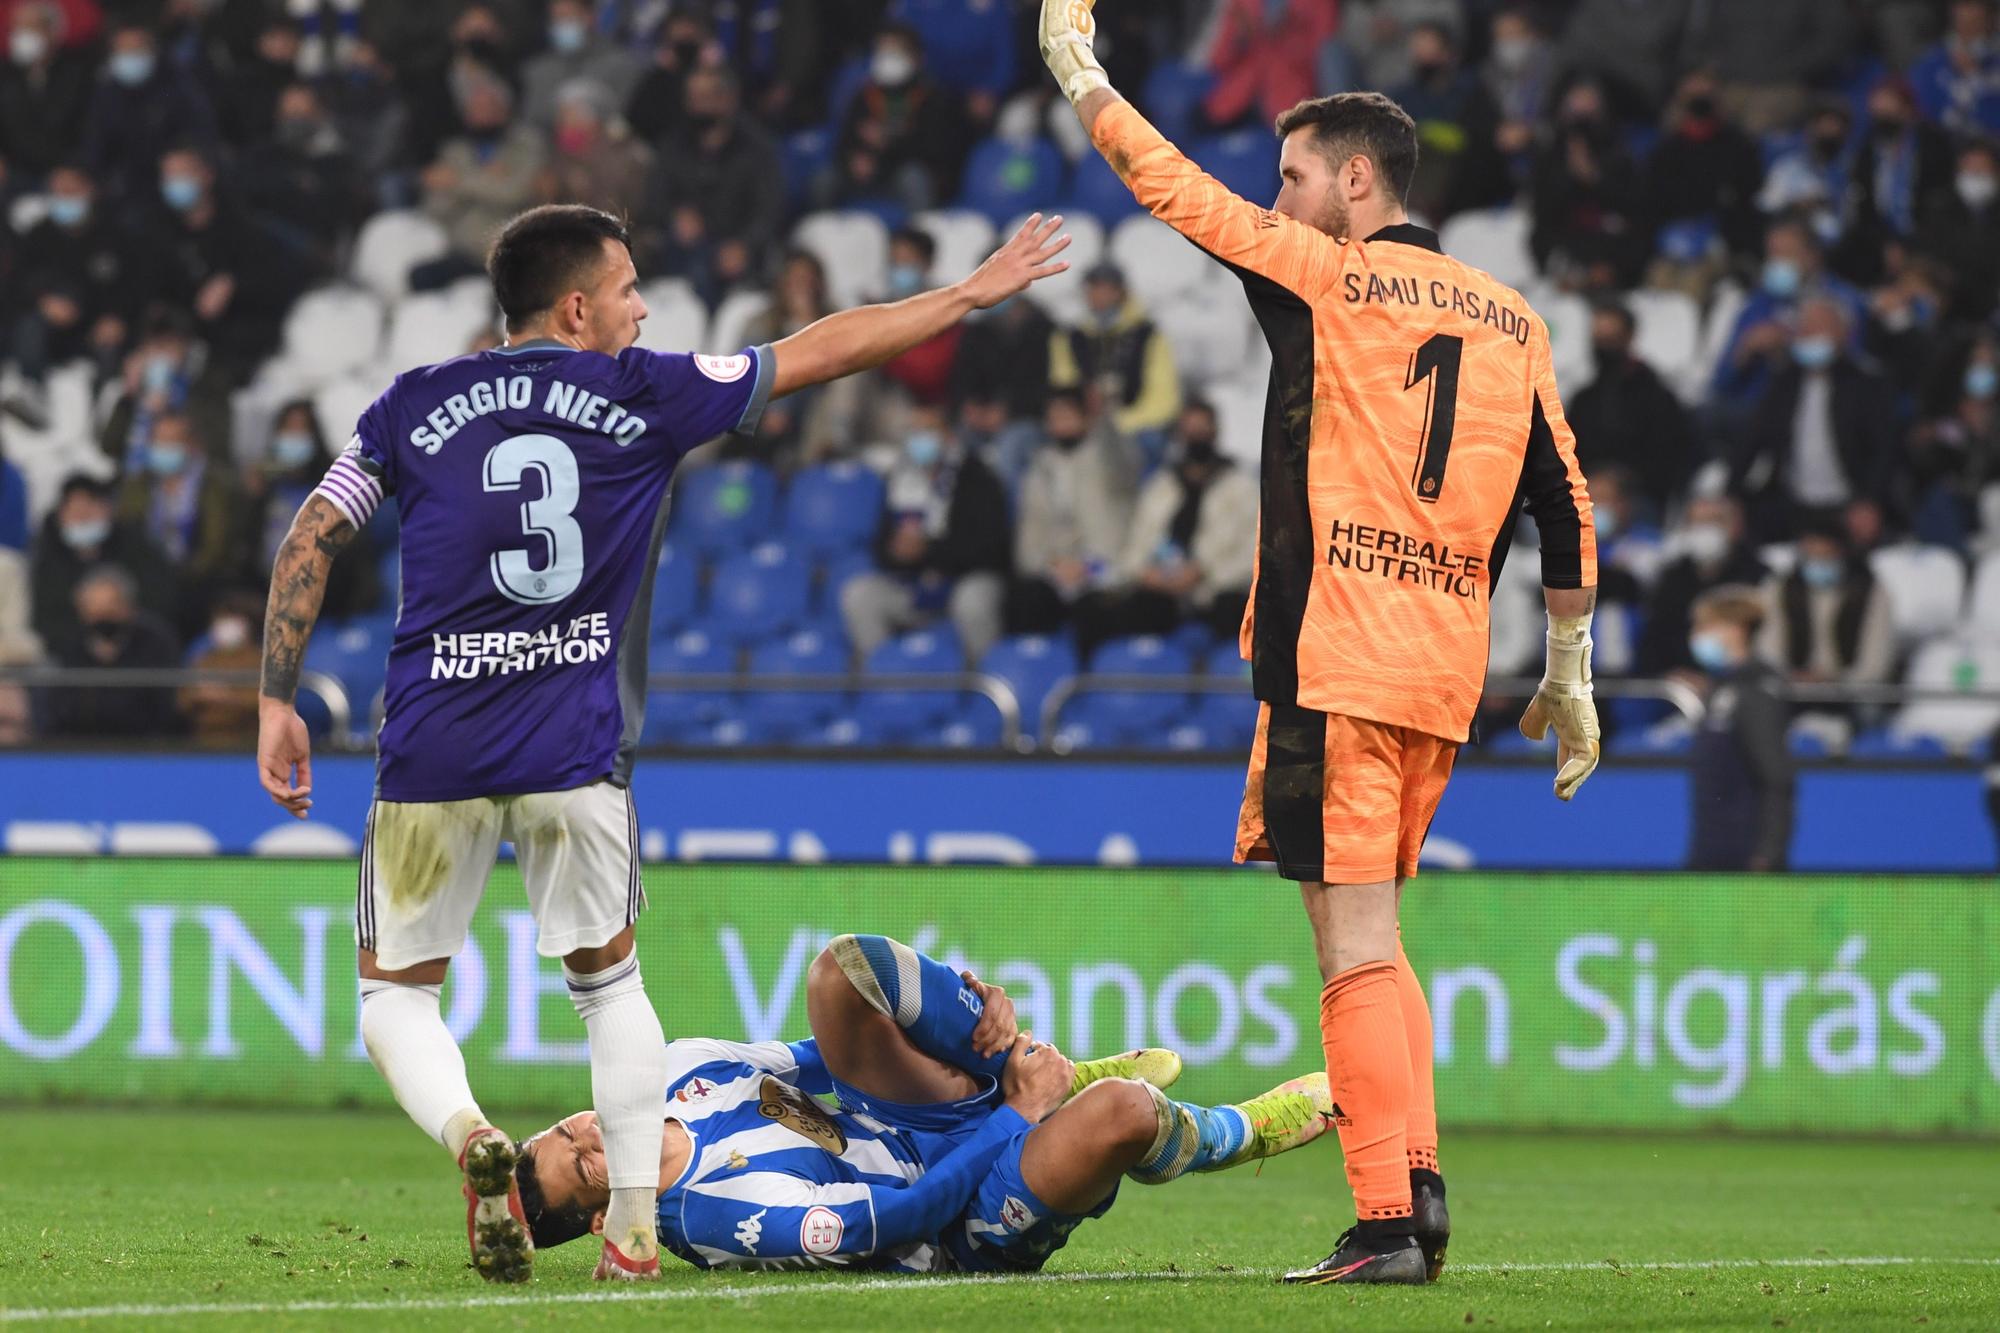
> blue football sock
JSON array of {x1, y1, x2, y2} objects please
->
[
  {"x1": 830, "y1": 934, "x2": 1008, "y2": 1081},
  {"x1": 1129, "y1": 1085, "x2": 1250, "y2": 1184}
]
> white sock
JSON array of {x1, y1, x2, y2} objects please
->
[
  {"x1": 359, "y1": 980, "x2": 485, "y2": 1158},
  {"x1": 566, "y1": 955, "x2": 667, "y2": 1256}
]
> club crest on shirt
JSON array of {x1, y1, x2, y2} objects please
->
[
  {"x1": 676, "y1": 1076, "x2": 716, "y2": 1104},
  {"x1": 695, "y1": 353, "x2": 751, "y2": 383},
  {"x1": 999, "y1": 1196, "x2": 1037, "y2": 1232},
  {"x1": 757, "y1": 1078, "x2": 847, "y2": 1154},
  {"x1": 800, "y1": 1205, "x2": 843, "y2": 1256}
]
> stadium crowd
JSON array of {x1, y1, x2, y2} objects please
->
[{"x1": 1, "y1": 0, "x2": 1998, "y2": 757}]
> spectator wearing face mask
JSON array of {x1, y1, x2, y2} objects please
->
[
  {"x1": 178, "y1": 589, "x2": 266, "y2": 747},
  {"x1": 1048, "y1": 263, "x2": 1181, "y2": 447},
  {"x1": 1756, "y1": 518, "x2": 1894, "y2": 710},
  {"x1": 237, "y1": 81, "x2": 366, "y2": 268},
  {"x1": 1339, "y1": 0, "x2": 1463, "y2": 94},
  {"x1": 116, "y1": 411, "x2": 245, "y2": 638},
  {"x1": 100, "y1": 318, "x2": 233, "y2": 471},
  {"x1": 1918, "y1": 139, "x2": 2000, "y2": 324},
  {"x1": 1484, "y1": 5, "x2": 1556, "y2": 188},
  {"x1": 1907, "y1": 330, "x2": 2000, "y2": 548},
  {"x1": 522, "y1": 0, "x2": 642, "y2": 130},
  {"x1": 539, "y1": 80, "x2": 652, "y2": 222},
  {"x1": 625, "y1": 9, "x2": 719, "y2": 143},
  {"x1": 1642, "y1": 71, "x2": 1765, "y2": 295},
  {"x1": 840, "y1": 405, "x2": 1010, "y2": 661},
  {"x1": 80, "y1": 21, "x2": 219, "y2": 204},
  {"x1": 48, "y1": 563, "x2": 182, "y2": 740},
  {"x1": 1637, "y1": 493, "x2": 1768, "y2": 677},
  {"x1": 1072, "y1": 400, "x2": 1258, "y2": 660},
  {"x1": 1911, "y1": 0, "x2": 2000, "y2": 136},
  {"x1": 1202, "y1": 0, "x2": 1341, "y2": 132},
  {"x1": 1844, "y1": 81, "x2": 1956, "y2": 276},
  {"x1": 320, "y1": 40, "x2": 412, "y2": 206},
  {"x1": 876, "y1": 227, "x2": 964, "y2": 406},
  {"x1": 1711, "y1": 215, "x2": 1867, "y2": 412},
  {"x1": 1685, "y1": 585, "x2": 1794, "y2": 872},
  {"x1": 822, "y1": 24, "x2": 969, "y2": 212},
  {"x1": 134, "y1": 144, "x2": 300, "y2": 379},
  {"x1": 1577, "y1": 464, "x2": 1661, "y2": 676},
  {"x1": 3, "y1": 163, "x2": 133, "y2": 427},
  {"x1": 1565, "y1": 300, "x2": 1698, "y2": 514},
  {"x1": 1757, "y1": 100, "x2": 1856, "y2": 221},
  {"x1": 415, "y1": 62, "x2": 547, "y2": 289},
  {"x1": 1005, "y1": 389, "x2": 1140, "y2": 637},
  {"x1": 1554, "y1": 0, "x2": 1692, "y2": 118},
  {"x1": 642, "y1": 64, "x2": 781, "y2": 308},
  {"x1": 30, "y1": 474, "x2": 177, "y2": 653},
  {"x1": 1733, "y1": 297, "x2": 1899, "y2": 543},
  {"x1": 1388, "y1": 20, "x2": 1509, "y2": 219},
  {"x1": 246, "y1": 399, "x2": 380, "y2": 618},
  {"x1": 1527, "y1": 78, "x2": 1651, "y2": 289},
  {"x1": 0, "y1": 1, "x2": 94, "y2": 182},
  {"x1": 216, "y1": 16, "x2": 306, "y2": 147},
  {"x1": 952, "y1": 294, "x2": 1054, "y2": 426}
]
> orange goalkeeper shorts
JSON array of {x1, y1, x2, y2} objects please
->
[{"x1": 1234, "y1": 704, "x2": 1458, "y2": 884}]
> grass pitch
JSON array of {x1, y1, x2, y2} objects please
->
[{"x1": 1, "y1": 1107, "x2": 1996, "y2": 1330}]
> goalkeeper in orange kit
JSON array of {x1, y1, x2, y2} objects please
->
[{"x1": 1038, "y1": 0, "x2": 1601, "y2": 1287}]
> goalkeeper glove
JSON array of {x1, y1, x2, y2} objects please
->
[
  {"x1": 1040, "y1": 0, "x2": 1110, "y2": 107},
  {"x1": 1518, "y1": 611, "x2": 1600, "y2": 802}
]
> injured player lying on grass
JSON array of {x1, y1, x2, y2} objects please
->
[{"x1": 509, "y1": 935, "x2": 1333, "y2": 1272}]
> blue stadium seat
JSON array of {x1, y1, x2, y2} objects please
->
[
  {"x1": 958, "y1": 136, "x2": 1066, "y2": 226},
  {"x1": 1076, "y1": 635, "x2": 1193, "y2": 740},
  {"x1": 1186, "y1": 130, "x2": 1280, "y2": 205},
  {"x1": 1847, "y1": 729, "x2": 1950, "y2": 761},
  {"x1": 857, "y1": 628, "x2": 965, "y2": 739},
  {"x1": 928, "y1": 697, "x2": 1007, "y2": 751},
  {"x1": 706, "y1": 542, "x2": 811, "y2": 646},
  {"x1": 811, "y1": 712, "x2": 893, "y2": 749},
  {"x1": 979, "y1": 633, "x2": 1079, "y2": 742},
  {"x1": 1187, "y1": 690, "x2": 1259, "y2": 751},
  {"x1": 1066, "y1": 151, "x2": 1147, "y2": 228},
  {"x1": 782, "y1": 128, "x2": 835, "y2": 212},
  {"x1": 842, "y1": 196, "x2": 911, "y2": 232},
  {"x1": 671, "y1": 462, "x2": 778, "y2": 556},
  {"x1": 643, "y1": 628, "x2": 737, "y2": 741},
  {"x1": 682, "y1": 713, "x2": 791, "y2": 750},
  {"x1": 1204, "y1": 641, "x2": 1250, "y2": 681},
  {"x1": 748, "y1": 628, "x2": 851, "y2": 733},
  {"x1": 303, "y1": 613, "x2": 393, "y2": 732},
  {"x1": 1480, "y1": 728, "x2": 1554, "y2": 757},
  {"x1": 1787, "y1": 731, "x2": 1831, "y2": 760},
  {"x1": 650, "y1": 541, "x2": 701, "y2": 638},
  {"x1": 1604, "y1": 728, "x2": 1693, "y2": 758},
  {"x1": 1139, "y1": 61, "x2": 1216, "y2": 142},
  {"x1": 784, "y1": 463, "x2": 886, "y2": 557}
]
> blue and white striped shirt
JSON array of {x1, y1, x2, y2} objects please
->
[{"x1": 655, "y1": 1038, "x2": 1029, "y2": 1272}]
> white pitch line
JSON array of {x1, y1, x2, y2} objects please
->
[{"x1": 4, "y1": 1257, "x2": 1996, "y2": 1324}]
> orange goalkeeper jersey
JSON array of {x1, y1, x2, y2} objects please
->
[{"x1": 1094, "y1": 100, "x2": 1596, "y2": 744}]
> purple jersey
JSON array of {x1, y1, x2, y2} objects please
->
[{"x1": 327, "y1": 339, "x2": 773, "y2": 802}]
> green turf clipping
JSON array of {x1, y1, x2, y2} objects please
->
[{"x1": 2, "y1": 1108, "x2": 1996, "y2": 1330}]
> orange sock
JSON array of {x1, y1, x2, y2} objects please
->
[
  {"x1": 1318, "y1": 960, "x2": 1413, "y2": 1221},
  {"x1": 1394, "y1": 937, "x2": 1439, "y2": 1175}
]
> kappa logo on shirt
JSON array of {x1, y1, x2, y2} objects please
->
[
  {"x1": 800, "y1": 1205, "x2": 843, "y2": 1257},
  {"x1": 734, "y1": 1208, "x2": 767, "y2": 1253},
  {"x1": 695, "y1": 353, "x2": 751, "y2": 383}
]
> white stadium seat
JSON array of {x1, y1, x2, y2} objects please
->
[
  {"x1": 385, "y1": 290, "x2": 492, "y2": 371},
  {"x1": 350, "y1": 210, "x2": 450, "y2": 302},
  {"x1": 1868, "y1": 543, "x2": 1968, "y2": 645},
  {"x1": 1439, "y1": 205, "x2": 1535, "y2": 291},
  {"x1": 634, "y1": 279, "x2": 709, "y2": 355},
  {"x1": 1007, "y1": 211, "x2": 1103, "y2": 325},
  {"x1": 1154, "y1": 283, "x2": 1254, "y2": 387},
  {"x1": 311, "y1": 374, "x2": 384, "y2": 449},
  {"x1": 1487, "y1": 535, "x2": 1545, "y2": 676},
  {"x1": 1625, "y1": 288, "x2": 1701, "y2": 401},
  {"x1": 706, "y1": 289, "x2": 773, "y2": 355},
  {"x1": 1894, "y1": 636, "x2": 2000, "y2": 750},
  {"x1": 1968, "y1": 549, "x2": 2000, "y2": 641},
  {"x1": 1204, "y1": 373, "x2": 1268, "y2": 470},
  {"x1": 912, "y1": 209, "x2": 998, "y2": 286},
  {"x1": 281, "y1": 285, "x2": 385, "y2": 386},
  {"x1": 1109, "y1": 215, "x2": 1210, "y2": 309},
  {"x1": 1529, "y1": 286, "x2": 1592, "y2": 399},
  {"x1": 1691, "y1": 278, "x2": 1749, "y2": 402},
  {"x1": 791, "y1": 210, "x2": 889, "y2": 309}
]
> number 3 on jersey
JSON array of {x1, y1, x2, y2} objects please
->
[
  {"x1": 1404, "y1": 333, "x2": 1463, "y2": 503},
  {"x1": 484, "y1": 434, "x2": 584, "y2": 605}
]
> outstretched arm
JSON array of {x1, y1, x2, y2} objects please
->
[
  {"x1": 256, "y1": 494, "x2": 357, "y2": 818},
  {"x1": 768, "y1": 214, "x2": 1070, "y2": 399},
  {"x1": 1043, "y1": 1, "x2": 1333, "y2": 294}
]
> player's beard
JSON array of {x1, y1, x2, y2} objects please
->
[{"x1": 1317, "y1": 195, "x2": 1351, "y2": 241}]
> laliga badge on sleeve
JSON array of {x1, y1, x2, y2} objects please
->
[{"x1": 695, "y1": 353, "x2": 752, "y2": 383}]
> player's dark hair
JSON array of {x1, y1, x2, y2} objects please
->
[
  {"x1": 513, "y1": 1143, "x2": 597, "y2": 1250},
  {"x1": 1274, "y1": 92, "x2": 1420, "y2": 204},
  {"x1": 487, "y1": 204, "x2": 632, "y2": 333}
]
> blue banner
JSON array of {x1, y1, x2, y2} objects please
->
[{"x1": 0, "y1": 753, "x2": 1991, "y2": 870}]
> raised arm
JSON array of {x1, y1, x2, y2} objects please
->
[
  {"x1": 256, "y1": 494, "x2": 358, "y2": 818},
  {"x1": 768, "y1": 214, "x2": 1070, "y2": 399},
  {"x1": 1042, "y1": 1, "x2": 1333, "y2": 295}
]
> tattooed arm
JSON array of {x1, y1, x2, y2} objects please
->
[{"x1": 256, "y1": 495, "x2": 358, "y2": 818}]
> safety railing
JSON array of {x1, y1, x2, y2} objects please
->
[
  {"x1": 0, "y1": 666, "x2": 353, "y2": 741},
  {"x1": 644, "y1": 672, "x2": 1026, "y2": 752}
]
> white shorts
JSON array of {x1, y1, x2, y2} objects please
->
[{"x1": 355, "y1": 781, "x2": 643, "y2": 971}]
